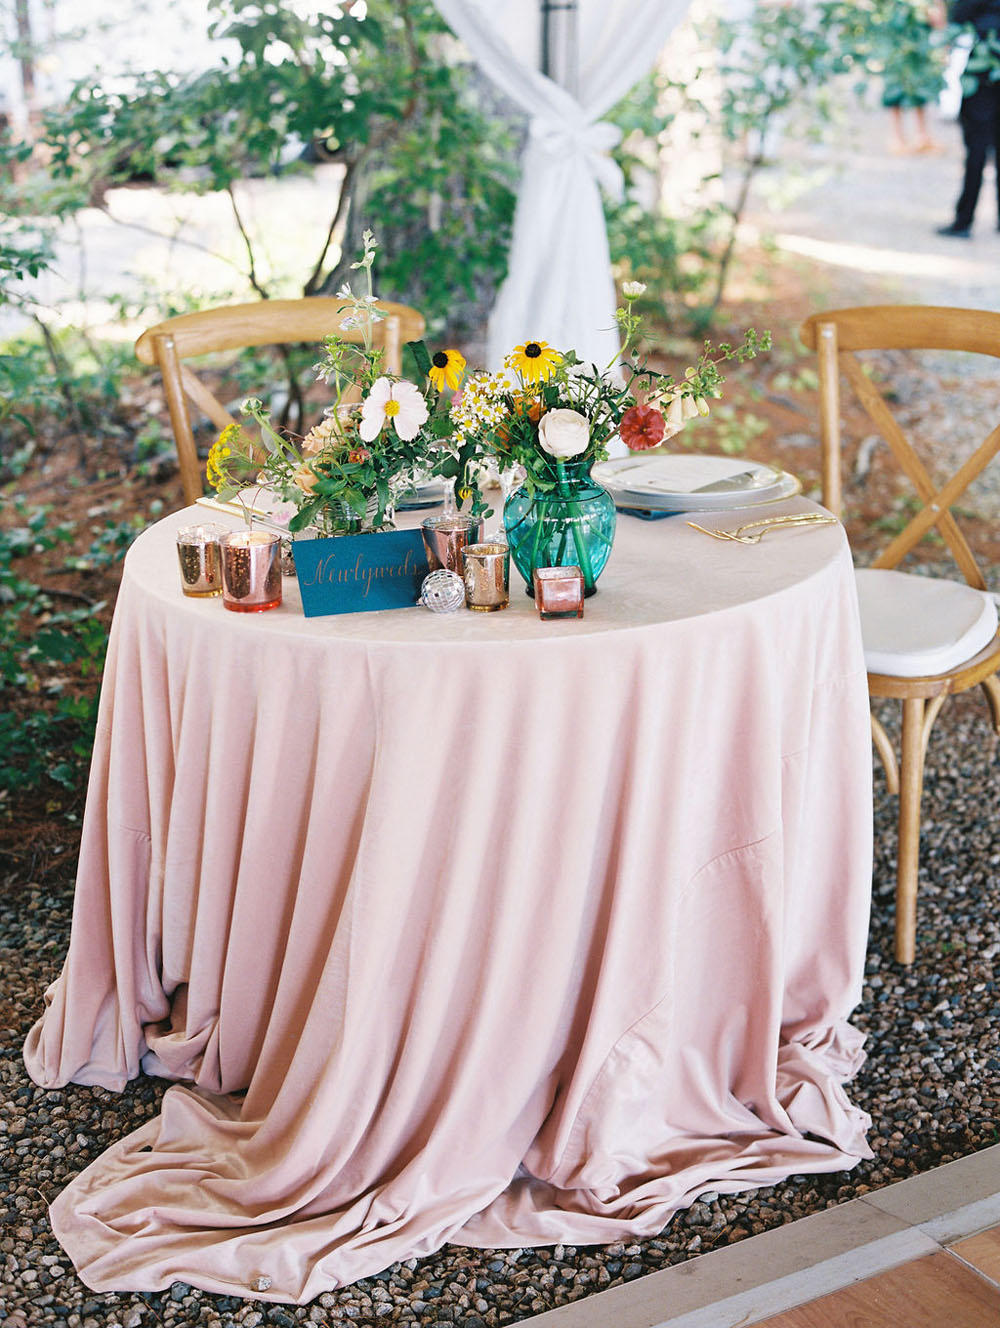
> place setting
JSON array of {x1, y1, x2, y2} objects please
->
[{"x1": 592, "y1": 452, "x2": 801, "y2": 516}]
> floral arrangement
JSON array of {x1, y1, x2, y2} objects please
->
[
  {"x1": 206, "y1": 239, "x2": 769, "y2": 542},
  {"x1": 448, "y1": 283, "x2": 770, "y2": 506},
  {"x1": 206, "y1": 231, "x2": 462, "y2": 536}
]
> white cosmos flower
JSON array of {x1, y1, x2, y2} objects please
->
[{"x1": 359, "y1": 378, "x2": 429, "y2": 442}]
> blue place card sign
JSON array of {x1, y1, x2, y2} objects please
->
[{"x1": 293, "y1": 530, "x2": 429, "y2": 617}]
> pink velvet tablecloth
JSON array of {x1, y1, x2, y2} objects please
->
[{"x1": 24, "y1": 498, "x2": 874, "y2": 1303}]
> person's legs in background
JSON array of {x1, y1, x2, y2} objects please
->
[{"x1": 939, "y1": 74, "x2": 994, "y2": 234}]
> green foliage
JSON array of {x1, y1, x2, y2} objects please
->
[
  {"x1": 0, "y1": 339, "x2": 62, "y2": 437},
  {"x1": 605, "y1": 197, "x2": 721, "y2": 318},
  {"x1": 67, "y1": 510, "x2": 160, "y2": 572},
  {"x1": 873, "y1": 0, "x2": 948, "y2": 107},
  {"x1": 0, "y1": 223, "x2": 52, "y2": 290},
  {"x1": 355, "y1": 92, "x2": 517, "y2": 337},
  {"x1": 604, "y1": 68, "x2": 717, "y2": 325},
  {"x1": 961, "y1": 32, "x2": 1000, "y2": 93},
  {"x1": 0, "y1": 328, "x2": 135, "y2": 458},
  {"x1": 26, "y1": 0, "x2": 516, "y2": 332},
  {"x1": 710, "y1": 1, "x2": 873, "y2": 149},
  {"x1": 0, "y1": 113, "x2": 89, "y2": 317},
  {"x1": 772, "y1": 366, "x2": 820, "y2": 395},
  {"x1": 0, "y1": 506, "x2": 116, "y2": 800},
  {"x1": 704, "y1": 405, "x2": 770, "y2": 456},
  {"x1": 603, "y1": 0, "x2": 939, "y2": 328}
]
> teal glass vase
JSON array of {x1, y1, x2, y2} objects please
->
[{"x1": 503, "y1": 457, "x2": 617, "y2": 597}]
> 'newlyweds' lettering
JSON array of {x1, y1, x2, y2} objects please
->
[
  {"x1": 293, "y1": 530, "x2": 429, "y2": 617},
  {"x1": 301, "y1": 548, "x2": 421, "y2": 596}
]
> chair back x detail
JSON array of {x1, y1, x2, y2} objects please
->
[
  {"x1": 800, "y1": 305, "x2": 1000, "y2": 964},
  {"x1": 135, "y1": 298, "x2": 426, "y2": 507}
]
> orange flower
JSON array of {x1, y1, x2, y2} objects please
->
[
  {"x1": 619, "y1": 403, "x2": 666, "y2": 451},
  {"x1": 520, "y1": 396, "x2": 544, "y2": 424}
]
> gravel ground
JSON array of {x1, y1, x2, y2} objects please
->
[{"x1": 2, "y1": 690, "x2": 998, "y2": 1328}]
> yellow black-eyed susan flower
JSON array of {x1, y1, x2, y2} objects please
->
[
  {"x1": 508, "y1": 341, "x2": 561, "y2": 385},
  {"x1": 428, "y1": 348, "x2": 466, "y2": 393}
]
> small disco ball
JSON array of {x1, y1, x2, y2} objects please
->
[{"x1": 419, "y1": 568, "x2": 465, "y2": 613}]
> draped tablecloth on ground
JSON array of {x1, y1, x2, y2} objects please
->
[{"x1": 24, "y1": 499, "x2": 874, "y2": 1303}]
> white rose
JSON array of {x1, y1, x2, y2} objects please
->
[{"x1": 537, "y1": 408, "x2": 590, "y2": 459}]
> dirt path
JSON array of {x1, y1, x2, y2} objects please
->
[{"x1": 744, "y1": 100, "x2": 1000, "y2": 308}]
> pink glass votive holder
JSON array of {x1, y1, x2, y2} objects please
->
[
  {"x1": 462, "y1": 542, "x2": 509, "y2": 612},
  {"x1": 421, "y1": 514, "x2": 485, "y2": 573},
  {"x1": 176, "y1": 523, "x2": 225, "y2": 597},
  {"x1": 533, "y1": 566, "x2": 585, "y2": 619},
  {"x1": 220, "y1": 530, "x2": 282, "y2": 613}
]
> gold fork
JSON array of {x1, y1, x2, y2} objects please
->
[{"x1": 686, "y1": 512, "x2": 838, "y2": 544}]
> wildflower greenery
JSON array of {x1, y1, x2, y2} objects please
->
[
  {"x1": 205, "y1": 233, "x2": 460, "y2": 535},
  {"x1": 449, "y1": 287, "x2": 770, "y2": 502}
]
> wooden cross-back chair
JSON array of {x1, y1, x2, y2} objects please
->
[
  {"x1": 799, "y1": 305, "x2": 1000, "y2": 964},
  {"x1": 135, "y1": 297, "x2": 426, "y2": 507}
]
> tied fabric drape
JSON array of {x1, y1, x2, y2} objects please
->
[{"x1": 433, "y1": 0, "x2": 692, "y2": 370}]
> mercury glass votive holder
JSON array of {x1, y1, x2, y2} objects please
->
[
  {"x1": 176, "y1": 523, "x2": 226, "y2": 597},
  {"x1": 220, "y1": 530, "x2": 282, "y2": 613},
  {"x1": 421, "y1": 514, "x2": 485, "y2": 573},
  {"x1": 533, "y1": 565, "x2": 585, "y2": 620},
  {"x1": 462, "y1": 541, "x2": 509, "y2": 612}
]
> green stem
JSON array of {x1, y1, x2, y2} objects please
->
[
  {"x1": 527, "y1": 501, "x2": 549, "y2": 574},
  {"x1": 554, "y1": 459, "x2": 595, "y2": 587}
]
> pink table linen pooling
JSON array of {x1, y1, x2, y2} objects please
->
[{"x1": 24, "y1": 500, "x2": 874, "y2": 1303}]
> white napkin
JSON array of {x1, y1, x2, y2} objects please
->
[{"x1": 620, "y1": 456, "x2": 757, "y2": 495}]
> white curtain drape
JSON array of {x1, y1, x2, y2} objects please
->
[{"x1": 433, "y1": 0, "x2": 692, "y2": 369}]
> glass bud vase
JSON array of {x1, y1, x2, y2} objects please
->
[{"x1": 504, "y1": 457, "x2": 617, "y2": 597}]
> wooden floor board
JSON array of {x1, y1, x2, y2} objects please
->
[
  {"x1": 752, "y1": 1251, "x2": 1000, "y2": 1327},
  {"x1": 949, "y1": 1224, "x2": 1000, "y2": 1284}
]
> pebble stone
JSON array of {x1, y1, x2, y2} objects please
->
[{"x1": 1, "y1": 695, "x2": 996, "y2": 1326}]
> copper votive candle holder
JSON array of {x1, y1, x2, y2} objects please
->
[
  {"x1": 462, "y1": 542, "x2": 509, "y2": 612},
  {"x1": 220, "y1": 530, "x2": 282, "y2": 613},
  {"x1": 533, "y1": 565, "x2": 585, "y2": 619},
  {"x1": 176, "y1": 523, "x2": 225, "y2": 597},
  {"x1": 421, "y1": 514, "x2": 485, "y2": 573}
]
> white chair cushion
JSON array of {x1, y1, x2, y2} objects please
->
[{"x1": 855, "y1": 568, "x2": 999, "y2": 678}]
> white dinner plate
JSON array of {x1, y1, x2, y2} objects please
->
[
  {"x1": 592, "y1": 454, "x2": 800, "y2": 512},
  {"x1": 397, "y1": 479, "x2": 446, "y2": 510}
]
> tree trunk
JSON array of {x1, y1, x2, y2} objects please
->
[{"x1": 15, "y1": 0, "x2": 37, "y2": 125}]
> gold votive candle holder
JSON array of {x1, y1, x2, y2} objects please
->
[
  {"x1": 533, "y1": 565, "x2": 585, "y2": 619},
  {"x1": 462, "y1": 541, "x2": 509, "y2": 612},
  {"x1": 421, "y1": 514, "x2": 485, "y2": 573},
  {"x1": 176, "y1": 523, "x2": 225, "y2": 597},
  {"x1": 220, "y1": 530, "x2": 282, "y2": 613}
]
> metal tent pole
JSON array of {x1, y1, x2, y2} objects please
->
[{"x1": 539, "y1": 0, "x2": 579, "y2": 96}]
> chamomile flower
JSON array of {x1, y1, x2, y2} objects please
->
[{"x1": 450, "y1": 370, "x2": 513, "y2": 438}]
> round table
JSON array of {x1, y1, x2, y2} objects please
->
[{"x1": 24, "y1": 497, "x2": 875, "y2": 1303}]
